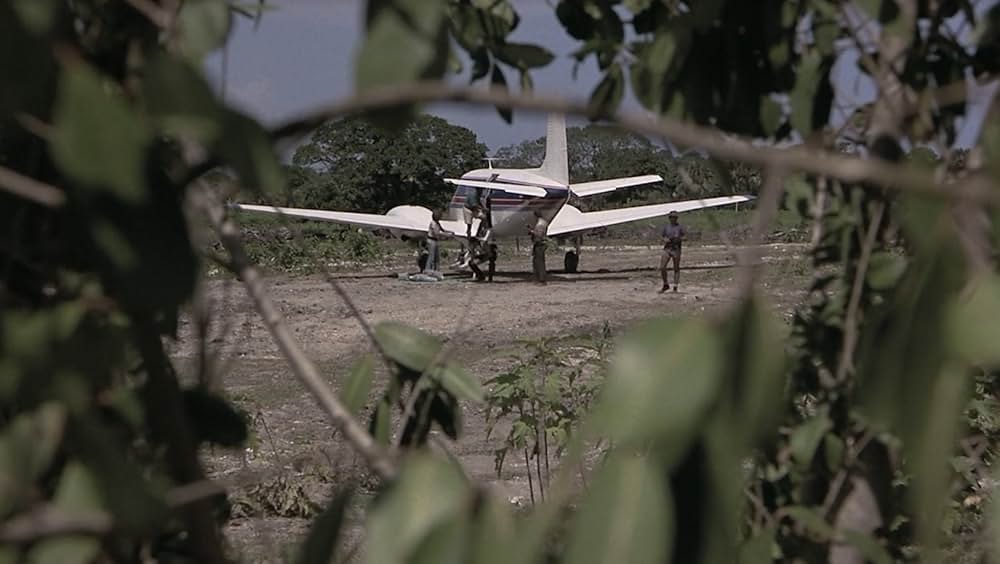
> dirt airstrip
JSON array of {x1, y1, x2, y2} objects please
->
[{"x1": 171, "y1": 243, "x2": 811, "y2": 561}]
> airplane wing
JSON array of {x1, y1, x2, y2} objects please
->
[
  {"x1": 547, "y1": 195, "x2": 753, "y2": 237},
  {"x1": 569, "y1": 175, "x2": 662, "y2": 197},
  {"x1": 232, "y1": 203, "x2": 431, "y2": 237}
]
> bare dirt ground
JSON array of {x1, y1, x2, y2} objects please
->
[{"x1": 171, "y1": 242, "x2": 811, "y2": 562}]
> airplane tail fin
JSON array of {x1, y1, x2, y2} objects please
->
[{"x1": 538, "y1": 113, "x2": 569, "y2": 186}]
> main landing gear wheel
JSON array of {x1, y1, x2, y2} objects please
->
[
  {"x1": 417, "y1": 253, "x2": 428, "y2": 272},
  {"x1": 564, "y1": 250, "x2": 579, "y2": 273}
]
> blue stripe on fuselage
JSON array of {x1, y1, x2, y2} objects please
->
[{"x1": 449, "y1": 185, "x2": 567, "y2": 206}]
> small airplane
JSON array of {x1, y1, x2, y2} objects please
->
[{"x1": 234, "y1": 114, "x2": 754, "y2": 273}]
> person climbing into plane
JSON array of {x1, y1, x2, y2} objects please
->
[
  {"x1": 659, "y1": 210, "x2": 686, "y2": 293},
  {"x1": 528, "y1": 210, "x2": 549, "y2": 285},
  {"x1": 468, "y1": 218, "x2": 498, "y2": 282},
  {"x1": 463, "y1": 186, "x2": 484, "y2": 238},
  {"x1": 426, "y1": 210, "x2": 454, "y2": 274}
]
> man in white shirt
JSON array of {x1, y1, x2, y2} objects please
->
[{"x1": 426, "y1": 210, "x2": 453, "y2": 274}]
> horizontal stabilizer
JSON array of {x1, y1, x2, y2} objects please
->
[
  {"x1": 547, "y1": 195, "x2": 753, "y2": 237},
  {"x1": 569, "y1": 175, "x2": 663, "y2": 197},
  {"x1": 444, "y1": 178, "x2": 549, "y2": 198}
]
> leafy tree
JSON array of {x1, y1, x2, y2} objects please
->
[{"x1": 286, "y1": 114, "x2": 487, "y2": 212}]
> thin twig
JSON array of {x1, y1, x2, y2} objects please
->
[
  {"x1": 834, "y1": 202, "x2": 886, "y2": 385},
  {"x1": 737, "y1": 167, "x2": 787, "y2": 294},
  {"x1": 264, "y1": 82, "x2": 999, "y2": 207},
  {"x1": 200, "y1": 193, "x2": 399, "y2": 481},
  {"x1": 822, "y1": 429, "x2": 876, "y2": 516},
  {"x1": 0, "y1": 165, "x2": 66, "y2": 207}
]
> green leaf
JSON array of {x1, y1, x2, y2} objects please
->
[
  {"x1": 556, "y1": 0, "x2": 596, "y2": 40},
  {"x1": 408, "y1": 512, "x2": 468, "y2": 564},
  {"x1": 814, "y1": 19, "x2": 839, "y2": 56},
  {"x1": 760, "y1": 96, "x2": 783, "y2": 137},
  {"x1": 374, "y1": 322, "x2": 443, "y2": 372},
  {"x1": 789, "y1": 411, "x2": 832, "y2": 466},
  {"x1": 25, "y1": 464, "x2": 103, "y2": 564},
  {"x1": 294, "y1": 490, "x2": 351, "y2": 564},
  {"x1": 471, "y1": 493, "x2": 516, "y2": 564},
  {"x1": 218, "y1": 110, "x2": 285, "y2": 193},
  {"x1": 8, "y1": 402, "x2": 66, "y2": 480},
  {"x1": 492, "y1": 42, "x2": 554, "y2": 70},
  {"x1": 176, "y1": 0, "x2": 232, "y2": 59},
  {"x1": 356, "y1": 0, "x2": 449, "y2": 91},
  {"x1": 588, "y1": 63, "x2": 625, "y2": 117},
  {"x1": 629, "y1": 31, "x2": 679, "y2": 112},
  {"x1": 519, "y1": 70, "x2": 534, "y2": 93},
  {"x1": 690, "y1": 0, "x2": 726, "y2": 30},
  {"x1": 768, "y1": 41, "x2": 790, "y2": 68},
  {"x1": 366, "y1": 454, "x2": 469, "y2": 564},
  {"x1": 434, "y1": 363, "x2": 484, "y2": 403},
  {"x1": 866, "y1": 251, "x2": 906, "y2": 290},
  {"x1": 491, "y1": 64, "x2": 513, "y2": 123},
  {"x1": 10, "y1": 0, "x2": 60, "y2": 34},
  {"x1": 341, "y1": 355, "x2": 375, "y2": 415},
  {"x1": 854, "y1": 0, "x2": 882, "y2": 20},
  {"x1": 725, "y1": 296, "x2": 786, "y2": 443},
  {"x1": 790, "y1": 50, "x2": 822, "y2": 135},
  {"x1": 182, "y1": 387, "x2": 248, "y2": 447},
  {"x1": 840, "y1": 530, "x2": 893, "y2": 564},
  {"x1": 596, "y1": 317, "x2": 722, "y2": 466},
  {"x1": 824, "y1": 434, "x2": 845, "y2": 472},
  {"x1": 949, "y1": 274, "x2": 1000, "y2": 365},
  {"x1": 0, "y1": 403, "x2": 67, "y2": 517},
  {"x1": 144, "y1": 55, "x2": 224, "y2": 141},
  {"x1": 564, "y1": 455, "x2": 671, "y2": 564},
  {"x1": 785, "y1": 506, "x2": 835, "y2": 541},
  {"x1": 51, "y1": 64, "x2": 152, "y2": 203},
  {"x1": 737, "y1": 526, "x2": 776, "y2": 563},
  {"x1": 623, "y1": 0, "x2": 653, "y2": 12}
]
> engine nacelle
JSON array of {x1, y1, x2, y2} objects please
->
[{"x1": 384, "y1": 205, "x2": 433, "y2": 239}]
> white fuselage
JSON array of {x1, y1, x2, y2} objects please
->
[{"x1": 447, "y1": 168, "x2": 569, "y2": 238}]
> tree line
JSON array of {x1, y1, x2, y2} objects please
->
[{"x1": 253, "y1": 114, "x2": 764, "y2": 214}]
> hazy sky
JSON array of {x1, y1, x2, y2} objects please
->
[
  {"x1": 206, "y1": 0, "x2": 998, "y2": 153},
  {"x1": 205, "y1": 0, "x2": 615, "y2": 151}
]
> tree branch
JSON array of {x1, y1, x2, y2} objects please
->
[
  {"x1": 834, "y1": 202, "x2": 886, "y2": 385},
  {"x1": 737, "y1": 167, "x2": 787, "y2": 294},
  {"x1": 266, "y1": 82, "x2": 999, "y2": 206},
  {"x1": 133, "y1": 318, "x2": 226, "y2": 563},
  {"x1": 0, "y1": 165, "x2": 66, "y2": 207},
  {"x1": 199, "y1": 192, "x2": 399, "y2": 481},
  {"x1": 0, "y1": 505, "x2": 112, "y2": 544}
]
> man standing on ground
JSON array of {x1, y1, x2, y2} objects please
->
[
  {"x1": 426, "y1": 210, "x2": 453, "y2": 274},
  {"x1": 660, "y1": 211, "x2": 685, "y2": 293},
  {"x1": 528, "y1": 210, "x2": 549, "y2": 285}
]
